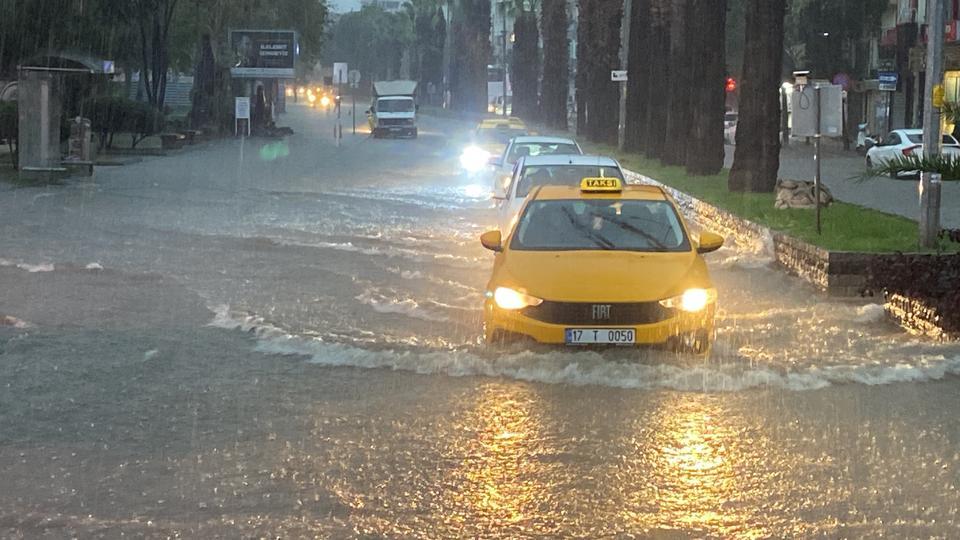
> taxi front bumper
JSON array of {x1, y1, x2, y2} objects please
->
[{"x1": 483, "y1": 299, "x2": 715, "y2": 346}]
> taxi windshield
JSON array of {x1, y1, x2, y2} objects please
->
[
  {"x1": 507, "y1": 142, "x2": 581, "y2": 163},
  {"x1": 511, "y1": 199, "x2": 690, "y2": 252},
  {"x1": 517, "y1": 165, "x2": 623, "y2": 197},
  {"x1": 476, "y1": 127, "x2": 527, "y2": 144}
]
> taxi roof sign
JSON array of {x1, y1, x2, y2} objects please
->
[{"x1": 580, "y1": 177, "x2": 622, "y2": 192}]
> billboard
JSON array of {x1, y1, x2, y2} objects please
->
[{"x1": 229, "y1": 30, "x2": 297, "y2": 78}]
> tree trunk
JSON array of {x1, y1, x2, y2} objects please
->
[
  {"x1": 624, "y1": 0, "x2": 651, "y2": 151},
  {"x1": 661, "y1": 0, "x2": 691, "y2": 166},
  {"x1": 729, "y1": 0, "x2": 786, "y2": 192},
  {"x1": 575, "y1": 0, "x2": 590, "y2": 136},
  {"x1": 685, "y1": 0, "x2": 727, "y2": 176},
  {"x1": 451, "y1": 0, "x2": 491, "y2": 113},
  {"x1": 577, "y1": 0, "x2": 622, "y2": 143},
  {"x1": 540, "y1": 0, "x2": 569, "y2": 130},
  {"x1": 642, "y1": 0, "x2": 670, "y2": 159},
  {"x1": 511, "y1": 10, "x2": 540, "y2": 121}
]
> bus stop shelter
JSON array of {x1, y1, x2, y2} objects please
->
[{"x1": 17, "y1": 52, "x2": 115, "y2": 181}]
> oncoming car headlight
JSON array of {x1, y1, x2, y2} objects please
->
[
  {"x1": 460, "y1": 146, "x2": 491, "y2": 172},
  {"x1": 659, "y1": 288, "x2": 716, "y2": 312},
  {"x1": 320, "y1": 95, "x2": 331, "y2": 107},
  {"x1": 492, "y1": 287, "x2": 543, "y2": 310}
]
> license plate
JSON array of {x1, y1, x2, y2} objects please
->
[{"x1": 565, "y1": 328, "x2": 636, "y2": 345}]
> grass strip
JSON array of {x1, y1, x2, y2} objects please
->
[{"x1": 586, "y1": 142, "x2": 959, "y2": 253}]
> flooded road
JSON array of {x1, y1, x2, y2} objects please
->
[{"x1": 1, "y1": 105, "x2": 959, "y2": 537}]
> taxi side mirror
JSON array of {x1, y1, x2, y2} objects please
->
[
  {"x1": 697, "y1": 231, "x2": 724, "y2": 254},
  {"x1": 480, "y1": 230, "x2": 503, "y2": 252}
]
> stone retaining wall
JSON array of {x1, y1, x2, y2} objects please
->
[{"x1": 885, "y1": 293, "x2": 957, "y2": 340}]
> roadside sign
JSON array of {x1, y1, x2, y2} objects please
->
[
  {"x1": 879, "y1": 71, "x2": 898, "y2": 92},
  {"x1": 611, "y1": 70, "x2": 628, "y2": 82},
  {"x1": 235, "y1": 97, "x2": 251, "y2": 136},
  {"x1": 333, "y1": 63, "x2": 348, "y2": 85},
  {"x1": 229, "y1": 30, "x2": 297, "y2": 79},
  {"x1": 790, "y1": 84, "x2": 843, "y2": 138},
  {"x1": 348, "y1": 69, "x2": 361, "y2": 88},
  {"x1": 235, "y1": 97, "x2": 250, "y2": 119}
]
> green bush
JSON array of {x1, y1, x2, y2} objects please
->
[
  {"x1": 0, "y1": 100, "x2": 17, "y2": 168},
  {"x1": 82, "y1": 96, "x2": 164, "y2": 149}
]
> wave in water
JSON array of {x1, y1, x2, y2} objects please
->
[{"x1": 207, "y1": 305, "x2": 960, "y2": 393}]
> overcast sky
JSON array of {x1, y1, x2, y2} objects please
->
[{"x1": 329, "y1": 0, "x2": 362, "y2": 13}]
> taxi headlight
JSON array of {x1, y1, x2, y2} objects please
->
[
  {"x1": 460, "y1": 146, "x2": 491, "y2": 172},
  {"x1": 659, "y1": 288, "x2": 715, "y2": 312},
  {"x1": 493, "y1": 287, "x2": 543, "y2": 310}
]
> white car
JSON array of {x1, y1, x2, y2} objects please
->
[
  {"x1": 496, "y1": 154, "x2": 625, "y2": 234},
  {"x1": 490, "y1": 136, "x2": 583, "y2": 197},
  {"x1": 865, "y1": 128, "x2": 960, "y2": 177}
]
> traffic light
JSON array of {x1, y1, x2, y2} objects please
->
[{"x1": 725, "y1": 77, "x2": 737, "y2": 93}]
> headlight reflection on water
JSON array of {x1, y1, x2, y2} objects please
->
[{"x1": 644, "y1": 394, "x2": 770, "y2": 538}]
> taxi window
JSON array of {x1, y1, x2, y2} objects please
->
[
  {"x1": 516, "y1": 165, "x2": 623, "y2": 197},
  {"x1": 507, "y1": 143, "x2": 581, "y2": 164},
  {"x1": 512, "y1": 199, "x2": 689, "y2": 252}
]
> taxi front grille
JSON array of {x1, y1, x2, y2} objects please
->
[{"x1": 521, "y1": 301, "x2": 672, "y2": 326}]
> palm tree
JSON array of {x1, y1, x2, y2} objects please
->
[
  {"x1": 661, "y1": 0, "x2": 691, "y2": 166},
  {"x1": 450, "y1": 0, "x2": 491, "y2": 112},
  {"x1": 728, "y1": 0, "x2": 786, "y2": 192},
  {"x1": 685, "y1": 0, "x2": 727, "y2": 175},
  {"x1": 576, "y1": 0, "x2": 621, "y2": 143},
  {"x1": 404, "y1": 0, "x2": 445, "y2": 100},
  {"x1": 623, "y1": 0, "x2": 651, "y2": 151},
  {"x1": 641, "y1": 0, "x2": 670, "y2": 159},
  {"x1": 510, "y1": 1, "x2": 540, "y2": 120},
  {"x1": 539, "y1": 0, "x2": 569, "y2": 129}
]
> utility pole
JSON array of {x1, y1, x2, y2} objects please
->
[
  {"x1": 618, "y1": 0, "x2": 633, "y2": 150},
  {"x1": 814, "y1": 85, "x2": 822, "y2": 235},
  {"x1": 502, "y1": 1, "x2": 508, "y2": 117},
  {"x1": 921, "y1": 0, "x2": 945, "y2": 248}
]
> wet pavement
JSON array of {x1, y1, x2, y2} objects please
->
[{"x1": 1, "y1": 105, "x2": 959, "y2": 538}]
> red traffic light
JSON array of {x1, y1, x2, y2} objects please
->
[{"x1": 725, "y1": 77, "x2": 737, "y2": 92}]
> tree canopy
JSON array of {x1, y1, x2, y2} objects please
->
[{"x1": 323, "y1": 6, "x2": 414, "y2": 84}]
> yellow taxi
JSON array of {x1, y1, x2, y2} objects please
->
[
  {"x1": 479, "y1": 178, "x2": 724, "y2": 353},
  {"x1": 460, "y1": 118, "x2": 530, "y2": 173}
]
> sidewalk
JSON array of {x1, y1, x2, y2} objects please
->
[{"x1": 725, "y1": 140, "x2": 960, "y2": 229}]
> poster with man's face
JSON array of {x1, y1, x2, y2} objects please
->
[{"x1": 230, "y1": 30, "x2": 297, "y2": 78}]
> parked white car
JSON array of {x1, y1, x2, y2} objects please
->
[
  {"x1": 495, "y1": 155, "x2": 625, "y2": 234},
  {"x1": 490, "y1": 136, "x2": 583, "y2": 197},
  {"x1": 865, "y1": 128, "x2": 960, "y2": 177}
]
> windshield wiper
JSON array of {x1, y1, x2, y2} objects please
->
[
  {"x1": 561, "y1": 207, "x2": 616, "y2": 250},
  {"x1": 595, "y1": 213, "x2": 671, "y2": 251}
]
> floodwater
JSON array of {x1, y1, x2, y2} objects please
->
[{"x1": 1, "y1": 105, "x2": 958, "y2": 538}]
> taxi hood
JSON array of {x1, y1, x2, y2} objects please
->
[{"x1": 498, "y1": 250, "x2": 710, "y2": 303}]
